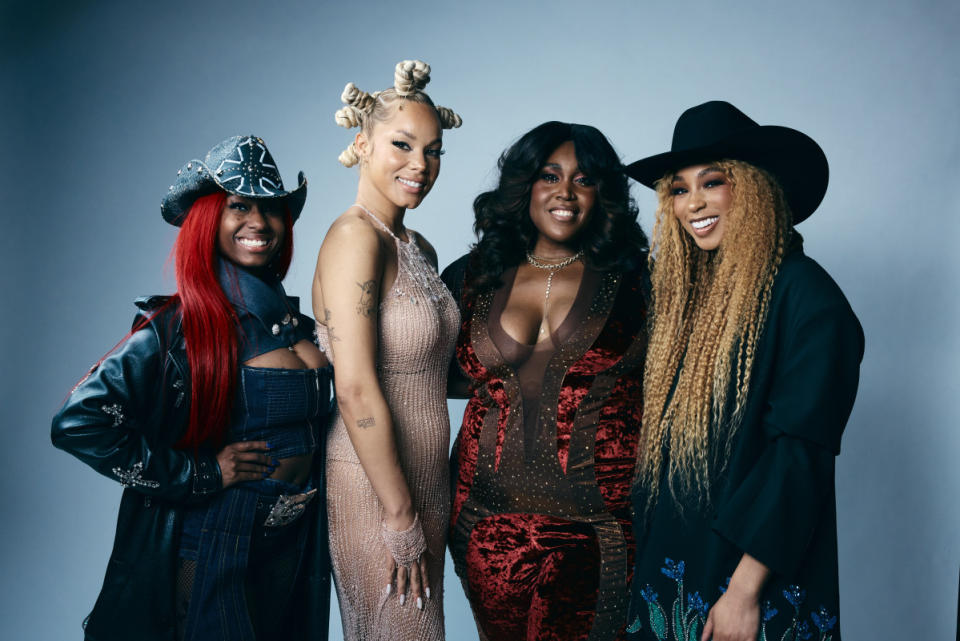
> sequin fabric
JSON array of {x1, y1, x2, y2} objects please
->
[{"x1": 316, "y1": 212, "x2": 459, "y2": 641}]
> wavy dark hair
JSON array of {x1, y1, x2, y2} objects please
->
[{"x1": 466, "y1": 121, "x2": 647, "y2": 294}]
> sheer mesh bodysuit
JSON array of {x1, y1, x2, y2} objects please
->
[{"x1": 316, "y1": 212, "x2": 459, "y2": 641}]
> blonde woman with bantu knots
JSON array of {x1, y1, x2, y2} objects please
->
[
  {"x1": 624, "y1": 102, "x2": 863, "y2": 641},
  {"x1": 312, "y1": 60, "x2": 461, "y2": 641}
]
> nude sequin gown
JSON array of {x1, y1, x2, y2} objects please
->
[{"x1": 316, "y1": 214, "x2": 459, "y2": 641}]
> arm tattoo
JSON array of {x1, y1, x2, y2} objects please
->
[
  {"x1": 356, "y1": 280, "x2": 378, "y2": 318},
  {"x1": 323, "y1": 308, "x2": 342, "y2": 342},
  {"x1": 356, "y1": 416, "x2": 376, "y2": 429}
]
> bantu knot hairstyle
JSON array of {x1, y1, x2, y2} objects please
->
[{"x1": 335, "y1": 59, "x2": 462, "y2": 167}]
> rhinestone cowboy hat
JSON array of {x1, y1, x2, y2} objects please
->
[
  {"x1": 625, "y1": 101, "x2": 828, "y2": 223},
  {"x1": 161, "y1": 135, "x2": 307, "y2": 226}
]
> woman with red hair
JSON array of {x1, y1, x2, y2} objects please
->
[{"x1": 52, "y1": 135, "x2": 331, "y2": 641}]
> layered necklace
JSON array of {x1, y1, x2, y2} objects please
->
[{"x1": 525, "y1": 250, "x2": 583, "y2": 336}]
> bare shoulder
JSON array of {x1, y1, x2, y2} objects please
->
[{"x1": 321, "y1": 208, "x2": 383, "y2": 253}]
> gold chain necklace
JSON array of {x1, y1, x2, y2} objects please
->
[{"x1": 524, "y1": 250, "x2": 583, "y2": 335}]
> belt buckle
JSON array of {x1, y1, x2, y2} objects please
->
[{"x1": 263, "y1": 488, "x2": 317, "y2": 528}]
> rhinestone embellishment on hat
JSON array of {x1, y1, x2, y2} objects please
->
[{"x1": 215, "y1": 136, "x2": 284, "y2": 197}]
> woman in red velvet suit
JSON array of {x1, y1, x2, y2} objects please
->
[{"x1": 441, "y1": 122, "x2": 649, "y2": 641}]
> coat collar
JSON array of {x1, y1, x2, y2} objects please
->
[{"x1": 217, "y1": 259, "x2": 296, "y2": 331}]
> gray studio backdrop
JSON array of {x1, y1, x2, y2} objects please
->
[{"x1": 3, "y1": 0, "x2": 957, "y2": 639}]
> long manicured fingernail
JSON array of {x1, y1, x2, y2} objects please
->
[
  {"x1": 385, "y1": 584, "x2": 392, "y2": 595},
  {"x1": 416, "y1": 597, "x2": 423, "y2": 610},
  {"x1": 425, "y1": 587, "x2": 431, "y2": 599},
  {"x1": 399, "y1": 594, "x2": 405, "y2": 606},
  {"x1": 266, "y1": 442, "x2": 273, "y2": 449}
]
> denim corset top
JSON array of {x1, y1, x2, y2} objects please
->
[{"x1": 229, "y1": 366, "x2": 332, "y2": 459}]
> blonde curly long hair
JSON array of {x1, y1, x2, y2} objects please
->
[{"x1": 638, "y1": 159, "x2": 792, "y2": 510}]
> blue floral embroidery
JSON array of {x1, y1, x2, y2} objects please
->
[
  {"x1": 763, "y1": 601, "x2": 779, "y2": 621},
  {"x1": 687, "y1": 592, "x2": 708, "y2": 618},
  {"x1": 809, "y1": 605, "x2": 837, "y2": 641},
  {"x1": 638, "y1": 559, "x2": 708, "y2": 641},
  {"x1": 642, "y1": 583, "x2": 669, "y2": 640},
  {"x1": 636, "y1": 560, "x2": 837, "y2": 641},
  {"x1": 660, "y1": 558, "x2": 685, "y2": 581},
  {"x1": 759, "y1": 600, "x2": 778, "y2": 641},
  {"x1": 783, "y1": 585, "x2": 806, "y2": 609},
  {"x1": 811, "y1": 606, "x2": 836, "y2": 633}
]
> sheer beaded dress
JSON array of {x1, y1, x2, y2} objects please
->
[{"x1": 316, "y1": 211, "x2": 459, "y2": 641}]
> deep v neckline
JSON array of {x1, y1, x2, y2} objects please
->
[{"x1": 492, "y1": 265, "x2": 596, "y2": 354}]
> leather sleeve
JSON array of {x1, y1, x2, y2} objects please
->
[{"x1": 51, "y1": 326, "x2": 221, "y2": 503}]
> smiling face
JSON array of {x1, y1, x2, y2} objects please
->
[
  {"x1": 217, "y1": 194, "x2": 286, "y2": 269},
  {"x1": 670, "y1": 163, "x2": 733, "y2": 251},
  {"x1": 528, "y1": 140, "x2": 596, "y2": 256},
  {"x1": 356, "y1": 100, "x2": 443, "y2": 212}
]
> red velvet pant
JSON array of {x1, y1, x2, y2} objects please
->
[{"x1": 461, "y1": 512, "x2": 630, "y2": 641}]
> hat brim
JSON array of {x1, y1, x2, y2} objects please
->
[
  {"x1": 161, "y1": 163, "x2": 308, "y2": 227},
  {"x1": 625, "y1": 125, "x2": 828, "y2": 224}
]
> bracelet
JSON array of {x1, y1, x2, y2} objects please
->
[{"x1": 381, "y1": 513, "x2": 427, "y2": 566}]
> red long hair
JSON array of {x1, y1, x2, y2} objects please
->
[
  {"x1": 169, "y1": 192, "x2": 294, "y2": 450},
  {"x1": 72, "y1": 192, "x2": 295, "y2": 451}
]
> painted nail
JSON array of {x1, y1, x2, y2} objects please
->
[
  {"x1": 385, "y1": 584, "x2": 392, "y2": 595},
  {"x1": 266, "y1": 442, "x2": 273, "y2": 449},
  {"x1": 425, "y1": 587, "x2": 431, "y2": 599},
  {"x1": 416, "y1": 597, "x2": 423, "y2": 610},
  {"x1": 399, "y1": 594, "x2": 405, "y2": 606}
]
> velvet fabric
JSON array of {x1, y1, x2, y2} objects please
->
[
  {"x1": 466, "y1": 513, "x2": 600, "y2": 641},
  {"x1": 442, "y1": 256, "x2": 648, "y2": 641}
]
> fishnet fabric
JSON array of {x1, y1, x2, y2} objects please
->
[
  {"x1": 317, "y1": 217, "x2": 459, "y2": 641},
  {"x1": 175, "y1": 559, "x2": 196, "y2": 640},
  {"x1": 174, "y1": 509, "x2": 307, "y2": 640}
]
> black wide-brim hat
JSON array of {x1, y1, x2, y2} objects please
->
[
  {"x1": 625, "y1": 101, "x2": 828, "y2": 223},
  {"x1": 161, "y1": 135, "x2": 307, "y2": 226}
]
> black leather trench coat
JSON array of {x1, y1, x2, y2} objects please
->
[{"x1": 51, "y1": 297, "x2": 330, "y2": 641}]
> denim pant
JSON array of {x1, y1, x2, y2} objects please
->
[{"x1": 178, "y1": 478, "x2": 313, "y2": 641}]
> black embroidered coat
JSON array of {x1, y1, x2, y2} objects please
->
[{"x1": 627, "y1": 248, "x2": 864, "y2": 641}]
